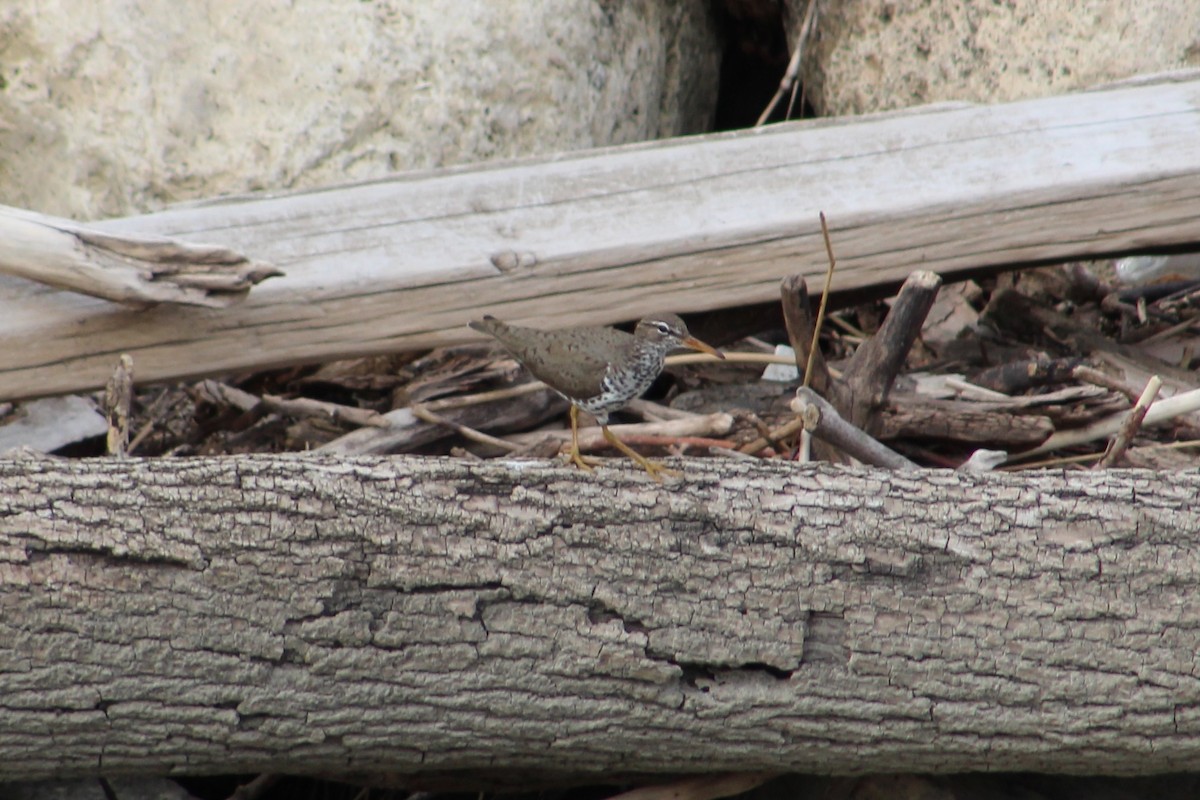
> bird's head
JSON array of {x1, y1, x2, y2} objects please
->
[{"x1": 634, "y1": 314, "x2": 724, "y2": 359}]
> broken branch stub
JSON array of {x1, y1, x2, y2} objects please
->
[
  {"x1": 833, "y1": 269, "x2": 942, "y2": 431},
  {"x1": 791, "y1": 387, "x2": 919, "y2": 469}
]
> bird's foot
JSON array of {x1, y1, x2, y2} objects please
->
[
  {"x1": 568, "y1": 445, "x2": 600, "y2": 472},
  {"x1": 632, "y1": 455, "x2": 681, "y2": 483},
  {"x1": 599, "y1": 425, "x2": 681, "y2": 482}
]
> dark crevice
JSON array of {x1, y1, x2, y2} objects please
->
[
  {"x1": 677, "y1": 662, "x2": 717, "y2": 689},
  {"x1": 235, "y1": 714, "x2": 269, "y2": 732},
  {"x1": 402, "y1": 581, "x2": 506, "y2": 595},
  {"x1": 586, "y1": 599, "x2": 647, "y2": 634},
  {"x1": 713, "y1": 0, "x2": 805, "y2": 131},
  {"x1": 277, "y1": 647, "x2": 304, "y2": 665},
  {"x1": 740, "y1": 661, "x2": 795, "y2": 679},
  {"x1": 672, "y1": 658, "x2": 795, "y2": 685},
  {"x1": 25, "y1": 544, "x2": 200, "y2": 570}
]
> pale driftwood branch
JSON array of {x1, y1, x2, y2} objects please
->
[
  {"x1": 2, "y1": 455, "x2": 1200, "y2": 781},
  {"x1": 0, "y1": 205, "x2": 281, "y2": 308},
  {"x1": 625, "y1": 398, "x2": 705, "y2": 422},
  {"x1": 791, "y1": 387, "x2": 919, "y2": 469},
  {"x1": 199, "y1": 379, "x2": 388, "y2": 430},
  {"x1": 1, "y1": 75, "x2": 1200, "y2": 400},
  {"x1": 318, "y1": 387, "x2": 568, "y2": 455},
  {"x1": 197, "y1": 379, "x2": 261, "y2": 412},
  {"x1": 1010, "y1": 385, "x2": 1200, "y2": 462}
]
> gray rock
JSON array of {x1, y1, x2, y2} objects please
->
[
  {"x1": 791, "y1": 0, "x2": 1200, "y2": 114},
  {"x1": 0, "y1": 0, "x2": 719, "y2": 219}
]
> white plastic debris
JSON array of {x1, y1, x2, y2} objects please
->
[
  {"x1": 1115, "y1": 253, "x2": 1200, "y2": 284},
  {"x1": 761, "y1": 344, "x2": 800, "y2": 382}
]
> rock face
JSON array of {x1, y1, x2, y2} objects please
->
[
  {"x1": 794, "y1": 0, "x2": 1200, "y2": 114},
  {"x1": 0, "y1": 0, "x2": 720, "y2": 219}
]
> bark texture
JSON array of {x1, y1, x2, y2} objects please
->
[{"x1": 1, "y1": 455, "x2": 1198, "y2": 780}]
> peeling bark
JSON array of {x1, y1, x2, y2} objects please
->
[
  {"x1": 0, "y1": 205, "x2": 281, "y2": 308},
  {"x1": 1, "y1": 455, "x2": 1198, "y2": 780}
]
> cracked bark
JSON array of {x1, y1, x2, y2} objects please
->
[{"x1": 1, "y1": 454, "x2": 1199, "y2": 781}]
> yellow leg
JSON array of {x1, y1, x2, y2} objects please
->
[
  {"x1": 601, "y1": 425, "x2": 681, "y2": 482},
  {"x1": 568, "y1": 406, "x2": 598, "y2": 471}
]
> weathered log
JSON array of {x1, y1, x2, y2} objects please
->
[
  {"x1": 1, "y1": 455, "x2": 1198, "y2": 780},
  {"x1": 878, "y1": 400, "x2": 1055, "y2": 447},
  {"x1": 2, "y1": 73, "x2": 1200, "y2": 400}
]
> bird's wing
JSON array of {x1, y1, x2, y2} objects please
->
[{"x1": 486, "y1": 323, "x2": 633, "y2": 401}]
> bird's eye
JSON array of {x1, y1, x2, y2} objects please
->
[{"x1": 655, "y1": 322, "x2": 671, "y2": 335}]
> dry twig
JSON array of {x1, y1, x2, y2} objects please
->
[
  {"x1": 664, "y1": 352, "x2": 795, "y2": 367},
  {"x1": 1094, "y1": 376, "x2": 1162, "y2": 468},
  {"x1": 423, "y1": 381, "x2": 546, "y2": 411},
  {"x1": 505, "y1": 414, "x2": 734, "y2": 451},
  {"x1": 807, "y1": 212, "x2": 838, "y2": 391},
  {"x1": 739, "y1": 416, "x2": 806, "y2": 456},
  {"x1": 126, "y1": 388, "x2": 174, "y2": 456},
  {"x1": 1072, "y1": 364, "x2": 1141, "y2": 403},
  {"x1": 1010, "y1": 437, "x2": 1200, "y2": 470},
  {"x1": 410, "y1": 404, "x2": 520, "y2": 452},
  {"x1": 260, "y1": 393, "x2": 388, "y2": 429}
]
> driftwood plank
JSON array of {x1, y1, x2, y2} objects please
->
[
  {"x1": 2, "y1": 455, "x2": 1200, "y2": 779},
  {"x1": 3, "y1": 73, "x2": 1200, "y2": 400}
]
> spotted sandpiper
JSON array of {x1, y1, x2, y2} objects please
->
[{"x1": 469, "y1": 313, "x2": 724, "y2": 479}]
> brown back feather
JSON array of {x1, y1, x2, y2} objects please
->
[{"x1": 470, "y1": 316, "x2": 635, "y2": 400}]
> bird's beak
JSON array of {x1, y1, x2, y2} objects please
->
[{"x1": 681, "y1": 336, "x2": 725, "y2": 360}]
